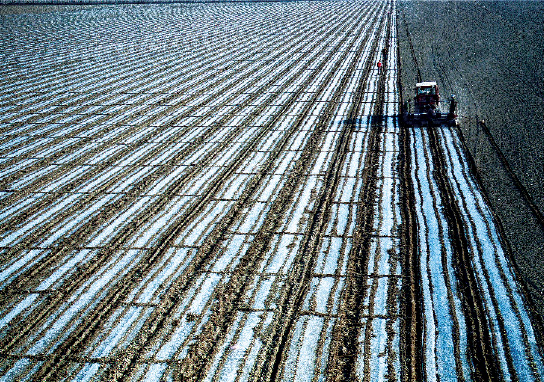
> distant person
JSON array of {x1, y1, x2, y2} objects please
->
[{"x1": 377, "y1": 61, "x2": 383, "y2": 74}]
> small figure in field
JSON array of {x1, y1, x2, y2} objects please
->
[
  {"x1": 377, "y1": 61, "x2": 383, "y2": 75},
  {"x1": 382, "y1": 48, "x2": 387, "y2": 61}
]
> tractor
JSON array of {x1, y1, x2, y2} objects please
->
[{"x1": 402, "y1": 81, "x2": 457, "y2": 127}]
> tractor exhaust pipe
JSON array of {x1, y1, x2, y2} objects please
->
[{"x1": 448, "y1": 95, "x2": 457, "y2": 120}]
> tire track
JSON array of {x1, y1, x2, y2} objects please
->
[{"x1": 477, "y1": 121, "x2": 544, "y2": 232}]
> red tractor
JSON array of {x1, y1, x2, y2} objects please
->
[{"x1": 403, "y1": 81, "x2": 457, "y2": 127}]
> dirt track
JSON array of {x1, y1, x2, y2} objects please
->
[{"x1": 0, "y1": 0, "x2": 543, "y2": 381}]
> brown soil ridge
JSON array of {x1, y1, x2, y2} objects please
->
[
  {"x1": 261, "y1": 8, "x2": 389, "y2": 382},
  {"x1": 396, "y1": 24, "x2": 423, "y2": 382},
  {"x1": 20, "y1": 6, "x2": 374, "y2": 381},
  {"x1": 0, "y1": 22, "x2": 313, "y2": 250},
  {"x1": 0, "y1": 7, "x2": 334, "y2": 295}
]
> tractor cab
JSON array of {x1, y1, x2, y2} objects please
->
[{"x1": 414, "y1": 82, "x2": 439, "y2": 112}]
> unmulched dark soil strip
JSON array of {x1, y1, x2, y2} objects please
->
[
  {"x1": 0, "y1": 21, "x2": 315, "y2": 261},
  {"x1": 476, "y1": 121, "x2": 544, "y2": 233},
  {"x1": 0, "y1": 15, "x2": 341, "y2": 356},
  {"x1": 323, "y1": 5, "x2": 391, "y2": 381},
  {"x1": 426, "y1": 125, "x2": 502, "y2": 381},
  {"x1": 381, "y1": 45, "x2": 403, "y2": 377},
  {"x1": 118, "y1": 7, "x2": 374, "y2": 381},
  {"x1": 21, "y1": 8, "x2": 367, "y2": 380},
  {"x1": 396, "y1": 15, "x2": 423, "y2": 382},
  {"x1": 385, "y1": 257, "x2": 401, "y2": 381}
]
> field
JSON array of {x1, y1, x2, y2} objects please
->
[{"x1": 0, "y1": 0, "x2": 543, "y2": 381}]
